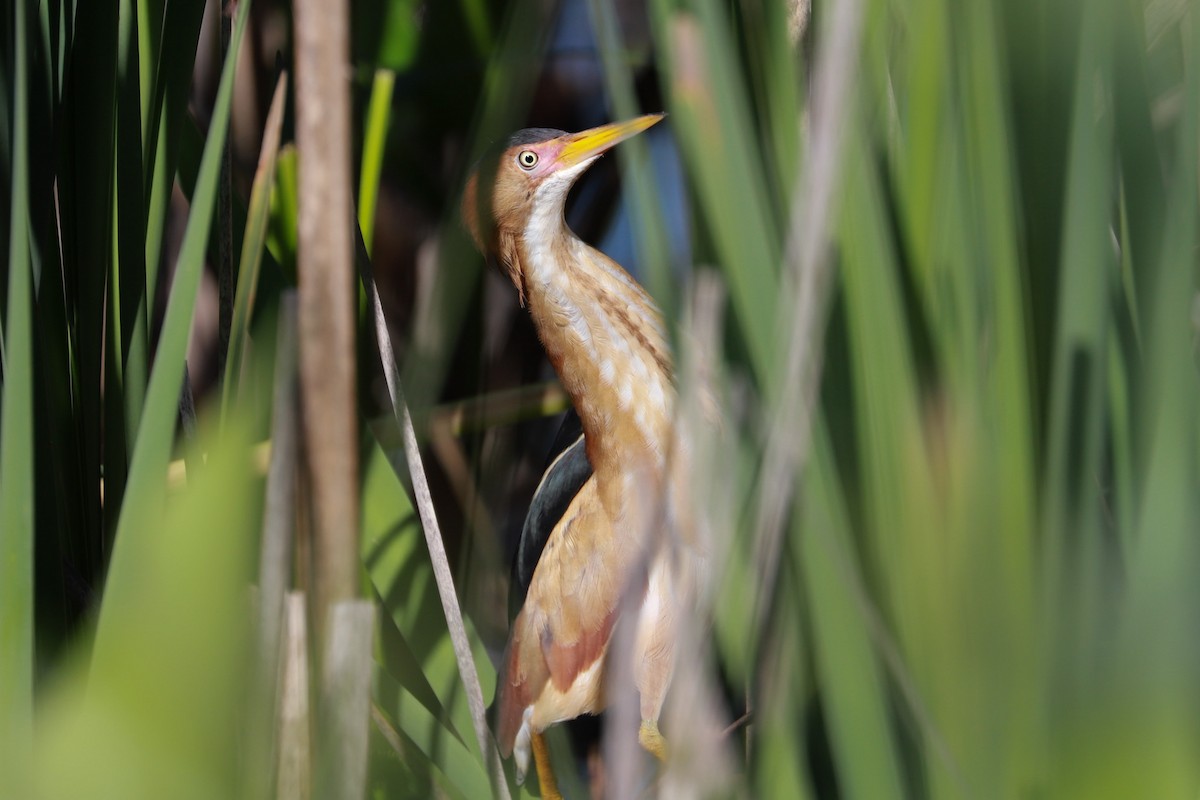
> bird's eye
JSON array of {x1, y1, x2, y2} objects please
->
[{"x1": 517, "y1": 150, "x2": 539, "y2": 170}]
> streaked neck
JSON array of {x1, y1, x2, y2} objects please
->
[{"x1": 516, "y1": 221, "x2": 675, "y2": 498}]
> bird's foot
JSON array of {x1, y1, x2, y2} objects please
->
[
  {"x1": 532, "y1": 731, "x2": 563, "y2": 800},
  {"x1": 638, "y1": 719, "x2": 668, "y2": 762}
]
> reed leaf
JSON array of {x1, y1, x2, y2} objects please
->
[
  {"x1": 93, "y1": 0, "x2": 254, "y2": 662},
  {"x1": 0, "y1": 1, "x2": 35, "y2": 793}
]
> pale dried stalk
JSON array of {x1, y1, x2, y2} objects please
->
[
  {"x1": 317, "y1": 601, "x2": 376, "y2": 800},
  {"x1": 604, "y1": 557, "x2": 653, "y2": 800},
  {"x1": 658, "y1": 273, "x2": 736, "y2": 798},
  {"x1": 246, "y1": 294, "x2": 299, "y2": 800},
  {"x1": 604, "y1": 274, "x2": 734, "y2": 799},
  {"x1": 277, "y1": 593, "x2": 312, "y2": 800},
  {"x1": 293, "y1": 0, "x2": 360, "y2": 630}
]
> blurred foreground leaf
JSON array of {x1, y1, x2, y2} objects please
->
[{"x1": 35, "y1": 418, "x2": 259, "y2": 799}]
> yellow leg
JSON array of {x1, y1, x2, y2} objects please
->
[
  {"x1": 532, "y1": 731, "x2": 562, "y2": 800},
  {"x1": 638, "y1": 720, "x2": 668, "y2": 762}
]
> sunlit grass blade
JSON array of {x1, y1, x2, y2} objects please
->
[
  {"x1": 959, "y1": 0, "x2": 1037, "y2": 543},
  {"x1": 370, "y1": 670, "x2": 490, "y2": 800},
  {"x1": 359, "y1": 69, "x2": 394, "y2": 257},
  {"x1": 269, "y1": 145, "x2": 300, "y2": 281},
  {"x1": 0, "y1": 1, "x2": 35, "y2": 792},
  {"x1": 951, "y1": 17, "x2": 1040, "y2": 789},
  {"x1": 365, "y1": 705, "x2": 440, "y2": 800},
  {"x1": 136, "y1": 0, "x2": 162, "y2": 134},
  {"x1": 373, "y1": 584, "x2": 460, "y2": 741},
  {"x1": 362, "y1": 438, "x2": 503, "y2": 799},
  {"x1": 93, "y1": 0, "x2": 255, "y2": 661},
  {"x1": 222, "y1": 70, "x2": 289, "y2": 424}
]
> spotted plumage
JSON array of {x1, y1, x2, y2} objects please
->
[{"x1": 463, "y1": 115, "x2": 701, "y2": 796}]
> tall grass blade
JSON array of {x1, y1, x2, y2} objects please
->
[
  {"x1": 103, "y1": 0, "x2": 149, "y2": 528},
  {"x1": 142, "y1": 0, "x2": 206, "y2": 302},
  {"x1": 1113, "y1": 9, "x2": 1200, "y2": 796},
  {"x1": 371, "y1": 669, "x2": 490, "y2": 800},
  {"x1": 1040, "y1": 0, "x2": 1113, "y2": 550},
  {"x1": 0, "y1": 1, "x2": 35, "y2": 793},
  {"x1": 136, "y1": 0, "x2": 162, "y2": 135},
  {"x1": 800, "y1": 437, "x2": 905, "y2": 800},
  {"x1": 93, "y1": 0, "x2": 254, "y2": 660},
  {"x1": 958, "y1": 0, "x2": 1037, "y2": 550}
]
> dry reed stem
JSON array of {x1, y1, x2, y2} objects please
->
[
  {"x1": 318, "y1": 601, "x2": 376, "y2": 800},
  {"x1": 277, "y1": 592, "x2": 312, "y2": 800},
  {"x1": 293, "y1": 0, "x2": 360, "y2": 629}
]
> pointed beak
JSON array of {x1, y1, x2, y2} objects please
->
[{"x1": 555, "y1": 113, "x2": 665, "y2": 170}]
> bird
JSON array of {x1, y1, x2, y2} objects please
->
[{"x1": 462, "y1": 114, "x2": 700, "y2": 798}]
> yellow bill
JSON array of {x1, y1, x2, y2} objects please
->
[{"x1": 557, "y1": 113, "x2": 666, "y2": 168}]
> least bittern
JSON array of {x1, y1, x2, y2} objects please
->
[{"x1": 464, "y1": 115, "x2": 697, "y2": 797}]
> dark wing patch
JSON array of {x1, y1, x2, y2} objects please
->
[{"x1": 510, "y1": 410, "x2": 593, "y2": 616}]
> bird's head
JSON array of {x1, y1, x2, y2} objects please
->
[{"x1": 461, "y1": 114, "x2": 664, "y2": 302}]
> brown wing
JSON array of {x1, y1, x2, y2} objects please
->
[{"x1": 494, "y1": 473, "x2": 636, "y2": 755}]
